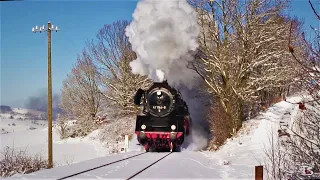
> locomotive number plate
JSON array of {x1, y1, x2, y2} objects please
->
[{"x1": 152, "y1": 106, "x2": 167, "y2": 110}]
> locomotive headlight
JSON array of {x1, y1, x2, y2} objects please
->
[
  {"x1": 141, "y1": 124, "x2": 146, "y2": 130},
  {"x1": 156, "y1": 91, "x2": 161, "y2": 96},
  {"x1": 171, "y1": 125, "x2": 176, "y2": 130}
]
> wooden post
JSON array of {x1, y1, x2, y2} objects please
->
[
  {"x1": 47, "y1": 21, "x2": 53, "y2": 169},
  {"x1": 255, "y1": 166, "x2": 263, "y2": 180}
]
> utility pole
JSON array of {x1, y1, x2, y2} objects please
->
[{"x1": 32, "y1": 22, "x2": 59, "y2": 169}]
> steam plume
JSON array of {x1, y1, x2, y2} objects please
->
[
  {"x1": 125, "y1": 0, "x2": 200, "y2": 88},
  {"x1": 126, "y1": 0, "x2": 210, "y2": 151}
]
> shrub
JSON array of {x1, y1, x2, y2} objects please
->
[
  {"x1": 98, "y1": 116, "x2": 136, "y2": 153},
  {"x1": 56, "y1": 115, "x2": 99, "y2": 139},
  {"x1": 207, "y1": 103, "x2": 233, "y2": 150},
  {"x1": 0, "y1": 146, "x2": 49, "y2": 177}
]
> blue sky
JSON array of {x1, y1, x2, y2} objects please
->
[{"x1": 0, "y1": 0, "x2": 319, "y2": 107}]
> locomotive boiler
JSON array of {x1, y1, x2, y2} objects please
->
[{"x1": 133, "y1": 80, "x2": 191, "y2": 152}]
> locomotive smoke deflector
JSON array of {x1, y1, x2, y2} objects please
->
[{"x1": 134, "y1": 88, "x2": 144, "y2": 105}]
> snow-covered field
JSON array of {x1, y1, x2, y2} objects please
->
[
  {"x1": 1, "y1": 95, "x2": 304, "y2": 179},
  {"x1": 0, "y1": 119, "x2": 112, "y2": 167}
]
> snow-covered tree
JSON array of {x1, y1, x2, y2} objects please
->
[
  {"x1": 188, "y1": 0, "x2": 303, "y2": 148},
  {"x1": 87, "y1": 20, "x2": 152, "y2": 116},
  {"x1": 59, "y1": 49, "x2": 102, "y2": 119}
]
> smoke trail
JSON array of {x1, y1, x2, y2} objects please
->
[
  {"x1": 24, "y1": 88, "x2": 62, "y2": 120},
  {"x1": 178, "y1": 81, "x2": 211, "y2": 151},
  {"x1": 125, "y1": 0, "x2": 200, "y2": 88}
]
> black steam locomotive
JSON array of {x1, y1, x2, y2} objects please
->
[{"x1": 133, "y1": 80, "x2": 191, "y2": 152}]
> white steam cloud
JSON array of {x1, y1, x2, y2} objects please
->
[
  {"x1": 126, "y1": 0, "x2": 210, "y2": 152},
  {"x1": 125, "y1": 0, "x2": 200, "y2": 88}
]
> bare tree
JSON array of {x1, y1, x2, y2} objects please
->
[
  {"x1": 59, "y1": 49, "x2": 102, "y2": 119},
  {"x1": 87, "y1": 20, "x2": 152, "y2": 116},
  {"x1": 280, "y1": 0, "x2": 320, "y2": 175},
  {"x1": 189, "y1": 0, "x2": 302, "y2": 146},
  {"x1": 263, "y1": 129, "x2": 291, "y2": 180}
]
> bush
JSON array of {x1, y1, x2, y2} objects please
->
[
  {"x1": 55, "y1": 115, "x2": 69, "y2": 139},
  {"x1": 263, "y1": 98, "x2": 320, "y2": 179},
  {"x1": 56, "y1": 116, "x2": 99, "y2": 139},
  {"x1": 263, "y1": 129, "x2": 289, "y2": 180},
  {"x1": 0, "y1": 146, "x2": 49, "y2": 177},
  {"x1": 98, "y1": 116, "x2": 136, "y2": 153},
  {"x1": 207, "y1": 103, "x2": 233, "y2": 150}
]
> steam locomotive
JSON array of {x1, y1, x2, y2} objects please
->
[{"x1": 133, "y1": 80, "x2": 192, "y2": 152}]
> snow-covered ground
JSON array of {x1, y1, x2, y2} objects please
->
[
  {"x1": 2, "y1": 95, "x2": 304, "y2": 179},
  {"x1": 0, "y1": 119, "x2": 113, "y2": 167},
  {"x1": 200, "y1": 95, "x2": 302, "y2": 178}
]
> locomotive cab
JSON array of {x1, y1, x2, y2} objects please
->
[{"x1": 134, "y1": 81, "x2": 191, "y2": 152}]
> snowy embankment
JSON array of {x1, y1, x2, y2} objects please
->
[
  {"x1": 200, "y1": 96, "x2": 302, "y2": 179},
  {"x1": 0, "y1": 119, "x2": 112, "y2": 167}
]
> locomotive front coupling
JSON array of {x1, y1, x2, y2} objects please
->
[{"x1": 170, "y1": 132, "x2": 177, "y2": 141}]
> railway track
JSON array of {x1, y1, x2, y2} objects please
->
[
  {"x1": 56, "y1": 151, "x2": 173, "y2": 180},
  {"x1": 126, "y1": 152, "x2": 172, "y2": 180}
]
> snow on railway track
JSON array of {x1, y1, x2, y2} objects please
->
[
  {"x1": 57, "y1": 152, "x2": 148, "y2": 179},
  {"x1": 12, "y1": 151, "x2": 173, "y2": 180},
  {"x1": 57, "y1": 152, "x2": 172, "y2": 180}
]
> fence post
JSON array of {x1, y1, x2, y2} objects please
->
[
  {"x1": 124, "y1": 135, "x2": 129, "y2": 152},
  {"x1": 255, "y1": 166, "x2": 263, "y2": 180}
]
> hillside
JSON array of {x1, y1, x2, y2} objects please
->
[
  {"x1": 0, "y1": 105, "x2": 13, "y2": 114},
  {"x1": 0, "y1": 106, "x2": 46, "y2": 120}
]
